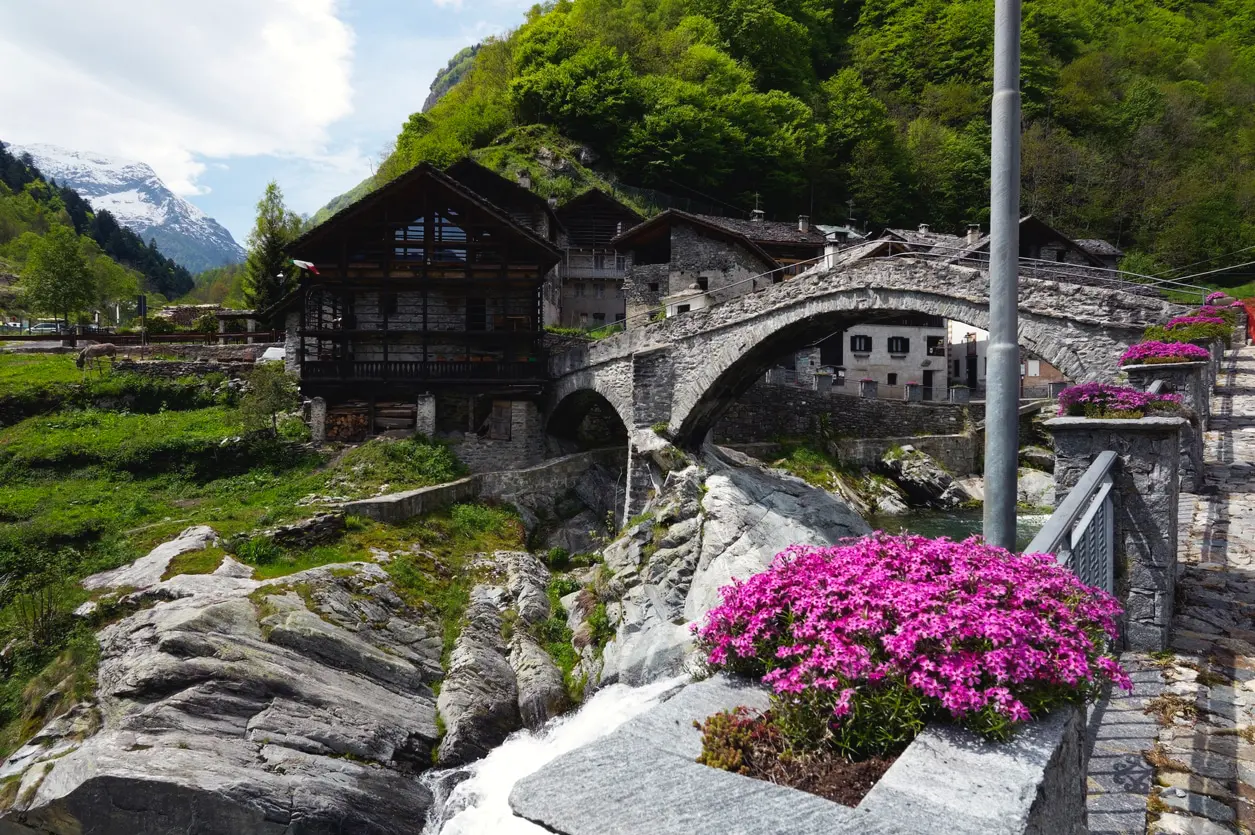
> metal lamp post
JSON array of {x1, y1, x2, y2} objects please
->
[{"x1": 983, "y1": 0, "x2": 1022, "y2": 549}]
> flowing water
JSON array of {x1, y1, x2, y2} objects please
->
[
  {"x1": 866, "y1": 508, "x2": 1049, "y2": 552},
  {"x1": 421, "y1": 676, "x2": 687, "y2": 834}
]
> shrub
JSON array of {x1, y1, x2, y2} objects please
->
[
  {"x1": 240, "y1": 363, "x2": 299, "y2": 436},
  {"x1": 1119, "y1": 341, "x2": 1211, "y2": 366},
  {"x1": 449, "y1": 503, "x2": 520, "y2": 539},
  {"x1": 1056, "y1": 382, "x2": 1181, "y2": 418},
  {"x1": 1145, "y1": 320, "x2": 1232, "y2": 348},
  {"x1": 545, "y1": 547, "x2": 571, "y2": 570},
  {"x1": 695, "y1": 535, "x2": 1129, "y2": 758},
  {"x1": 235, "y1": 537, "x2": 280, "y2": 565}
]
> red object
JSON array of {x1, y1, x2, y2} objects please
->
[{"x1": 1243, "y1": 299, "x2": 1255, "y2": 341}]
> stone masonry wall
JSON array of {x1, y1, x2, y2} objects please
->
[
  {"x1": 113, "y1": 360, "x2": 255, "y2": 379},
  {"x1": 714, "y1": 380, "x2": 969, "y2": 442},
  {"x1": 452, "y1": 400, "x2": 546, "y2": 473}
]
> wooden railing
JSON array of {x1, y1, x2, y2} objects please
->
[
  {"x1": 303, "y1": 360, "x2": 544, "y2": 382},
  {"x1": 1, "y1": 331, "x2": 282, "y2": 345}
]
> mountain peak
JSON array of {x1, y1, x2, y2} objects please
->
[{"x1": 9, "y1": 142, "x2": 243, "y2": 274}]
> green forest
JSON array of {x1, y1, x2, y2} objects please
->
[
  {"x1": 0, "y1": 143, "x2": 194, "y2": 323},
  {"x1": 353, "y1": 0, "x2": 1255, "y2": 280}
]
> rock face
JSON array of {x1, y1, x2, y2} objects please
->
[
  {"x1": 1017, "y1": 467, "x2": 1057, "y2": 509},
  {"x1": 1019, "y1": 445, "x2": 1056, "y2": 473},
  {"x1": 437, "y1": 551, "x2": 568, "y2": 765},
  {"x1": 591, "y1": 446, "x2": 869, "y2": 688},
  {"x1": 1, "y1": 530, "x2": 443, "y2": 834},
  {"x1": 879, "y1": 444, "x2": 971, "y2": 509}
]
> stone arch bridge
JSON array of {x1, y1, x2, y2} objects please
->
[{"x1": 545, "y1": 258, "x2": 1188, "y2": 515}]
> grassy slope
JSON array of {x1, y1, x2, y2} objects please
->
[{"x1": 0, "y1": 360, "x2": 525, "y2": 758}]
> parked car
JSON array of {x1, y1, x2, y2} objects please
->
[{"x1": 29, "y1": 322, "x2": 66, "y2": 335}]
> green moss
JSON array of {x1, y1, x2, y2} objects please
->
[{"x1": 161, "y1": 546, "x2": 226, "y2": 580}]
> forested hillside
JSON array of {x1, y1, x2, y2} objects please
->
[
  {"x1": 0, "y1": 143, "x2": 193, "y2": 301},
  {"x1": 361, "y1": 0, "x2": 1255, "y2": 276}
]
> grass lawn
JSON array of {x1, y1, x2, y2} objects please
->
[{"x1": 0, "y1": 353, "x2": 83, "y2": 392}]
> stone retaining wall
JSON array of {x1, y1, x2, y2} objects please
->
[
  {"x1": 714, "y1": 380, "x2": 970, "y2": 442},
  {"x1": 113, "y1": 360, "x2": 255, "y2": 379}
]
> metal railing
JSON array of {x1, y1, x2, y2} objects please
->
[{"x1": 1023, "y1": 450, "x2": 1117, "y2": 594}]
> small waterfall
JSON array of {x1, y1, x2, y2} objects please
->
[{"x1": 421, "y1": 676, "x2": 686, "y2": 834}]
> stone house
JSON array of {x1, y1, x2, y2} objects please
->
[
  {"x1": 613, "y1": 210, "x2": 824, "y2": 327},
  {"x1": 274, "y1": 161, "x2": 562, "y2": 471},
  {"x1": 553, "y1": 189, "x2": 642, "y2": 329}
]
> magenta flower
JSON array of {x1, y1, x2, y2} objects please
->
[
  {"x1": 1119, "y1": 341, "x2": 1211, "y2": 366},
  {"x1": 1057, "y1": 382, "x2": 1181, "y2": 417},
  {"x1": 695, "y1": 534, "x2": 1129, "y2": 744},
  {"x1": 1167, "y1": 315, "x2": 1227, "y2": 329},
  {"x1": 1206, "y1": 292, "x2": 1227, "y2": 304}
]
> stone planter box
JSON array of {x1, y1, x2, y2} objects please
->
[
  {"x1": 510, "y1": 675, "x2": 1087, "y2": 835},
  {"x1": 1121, "y1": 361, "x2": 1207, "y2": 490},
  {"x1": 1047, "y1": 416, "x2": 1185, "y2": 651},
  {"x1": 949, "y1": 386, "x2": 970, "y2": 404},
  {"x1": 904, "y1": 383, "x2": 923, "y2": 402},
  {"x1": 859, "y1": 380, "x2": 878, "y2": 399},
  {"x1": 1187, "y1": 337, "x2": 1224, "y2": 389}
]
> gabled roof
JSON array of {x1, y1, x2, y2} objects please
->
[
  {"x1": 611, "y1": 209, "x2": 779, "y2": 269},
  {"x1": 1075, "y1": 238, "x2": 1124, "y2": 258},
  {"x1": 554, "y1": 187, "x2": 643, "y2": 224},
  {"x1": 883, "y1": 227, "x2": 967, "y2": 257},
  {"x1": 445, "y1": 158, "x2": 558, "y2": 220},
  {"x1": 944, "y1": 216, "x2": 1106, "y2": 267},
  {"x1": 694, "y1": 213, "x2": 827, "y2": 247},
  {"x1": 287, "y1": 162, "x2": 563, "y2": 259}
]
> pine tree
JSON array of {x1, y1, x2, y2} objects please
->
[
  {"x1": 20, "y1": 225, "x2": 94, "y2": 325},
  {"x1": 243, "y1": 181, "x2": 301, "y2": 313}
]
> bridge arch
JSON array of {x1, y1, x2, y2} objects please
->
[{"x1": 546, "y1": 388, "x2": 630, "y2": 449}]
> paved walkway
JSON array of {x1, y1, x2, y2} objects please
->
[{"x1": 1087, "y1": 345, "x2": 1255, "y2": 835}]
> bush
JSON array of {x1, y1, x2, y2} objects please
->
[
  {"x1": 1118, "y1": 341, "x2": 1211, "y2": 366},
  {"x1": 239, "y1": 363, "x2": 299, "y2": 436},
  {"x1": 695, "y1": 534, "x2": 1129, "y2": 759},
  {"x1": 1144, "y1": 321, "x2": 1232, "y2": 348},
  {"x1": 1056, "y1": 382, "x2": 1181, "y2": 419},
  {"x1": 235, "y1": 537, "x2": 280, "y2": 565},
  {"x1": 449, "y1": 503, "x2": 519, "y2": 539},
  {"x1": 545, "y1": 547, "x2": 571, "y2": 570}
]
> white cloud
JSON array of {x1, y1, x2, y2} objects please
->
[{"x1": 0, "y1": 0, "x2": 355, "y2": 197}]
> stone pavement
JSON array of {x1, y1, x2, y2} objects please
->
[{"x1": 1087, "y1": 346, "x2": 1255, "y2": 835}]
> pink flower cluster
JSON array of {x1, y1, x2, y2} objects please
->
[
  {"x1": 695, "y1": 535, "x2": 1129, "y2": 728},
  {"x1": 1198, "y1": 305, "x2": 1229, "y2": 317},
  {"x1": 1206, "y1": 292, "x2": 1227, "y2": 304},
  {"x1": 1167, "y1": 315, "x2": 1227, "y2": 328},
  {"x1": 1118, "y1": 341, "x2": 1211, "y2": 366},
  {"x1": 1057, "y1": 381, "x2": 1182, "y2": 417}
]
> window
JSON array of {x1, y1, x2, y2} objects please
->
[
  {"x1": 697, "y1": 276, "x2": 709, "y2": 292},
  {"x1": 1055, "y1": 249, "x2": 1066, "y2": 262},
  {"x1": 926, "y1": 336, "x2": 945, "y2": 357},
  {"x1": 381, "y1": 292, "x2": 398, "y2": 317},
  {"x1": 954, "y1": 359, "x2": 961, "y2": 377},
  {"x1": 615, "y1": 312, "x2": 626, "y2": 322},
  {"x1": 850, "y1": 334, "x2": 872, "y2": 353},
  {"x1": 593, "y1": 312, "x2": 606, "y2": 323},
  {"x1": 595, "y1": 283, "x2": 605, "y2": 298},
  {"x1": 574, "y1": 283, "x2": 585, "y2": 297},
  {"x1": 594, "y1": 253, "x2": 606, "y2": 270},
  {"x1": 488, "y1": 401, "x2": 512, "y2": 440},
  {"x1": 615, "y1": 255, "x2": 627, "y2": 271},
  {"x1": 1027, "y1": 359, "x2": 1041, "y2": 376},
  {"x1": 888, "y1": 336, "x2": 910, "y2": 355},
  {"x1": 676, "y1": 304, "x2": 691, "y2": 314},
  {"x1": 466, "y1": 298, "x2": 486, "y2": 331},
  {"x1": 648, "y1": 282, "x2": 659, "y2": 292},
  {"x1": 887, "y1": 373, "x2": 898, "y2": 385},
  {"x1": 579, "y1": 313, "x2": 589, "y2": 326}
]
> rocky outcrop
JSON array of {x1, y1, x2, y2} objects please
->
[
  {"x1": 229, "y1": 512, "x2": 347, "y2": 551},
  {"x1": 1019, "y1": 445, "x2": 1056, "y2": 473},
  {"x1": 437, "y1": 551, "x2": 569, "y2": 764},
  {"x1": 1017, "y1": 468, "x2": 1056, "y2": 509},
  {"x1": 588, "y1": 446, "x2": 869, "y2": 689},
  {"x1": 879, "y1": 445, "x2": 971, "y2": 509},
  {"x1": 1, "y1": 530, "x2": 444, "y2": 834},
  {"x1": 437, "y1": 586, "x2": 522, "y2": 767}
]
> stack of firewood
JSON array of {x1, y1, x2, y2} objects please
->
[
  {"x1": 327, "y1": 402, "x2": 369, "y2": 442},
  {"x1": 374, "y1": 401, "x2": 416, "y2": 432}
]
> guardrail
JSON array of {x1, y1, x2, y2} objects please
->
[{"x1": 1024, "y1": 449, "x2": 1116, "y2": 594}]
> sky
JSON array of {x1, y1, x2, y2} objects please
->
[{"x1": 0, "y1": 0, "x2": 533, "y2": 247}]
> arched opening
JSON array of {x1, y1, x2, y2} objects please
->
[
  {"x1": 674, "y1": 308, "x2": 1072, "y2": 448},
  {"x1": 546, "y1": 389, "x2": 630, "y2": 453}
]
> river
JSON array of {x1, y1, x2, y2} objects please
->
[{"x1": 866, "y1": 507, "x2": 1049, "y2": 552}]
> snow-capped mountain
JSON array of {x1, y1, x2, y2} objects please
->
[{"x1": 9, "y1": 143, "x2": 244, "y2": 274}]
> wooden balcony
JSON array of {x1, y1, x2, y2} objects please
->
[{"x1": 302, "y1": 359, "x2": 545, "y2": 383}]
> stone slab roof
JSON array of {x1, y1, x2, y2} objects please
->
[
  {"x1": 1075, "y1": 238, "x2": 1124, "y2": 257},
  {"x1": 693, "y1": 213, "x2": 827, "y2": 246}
]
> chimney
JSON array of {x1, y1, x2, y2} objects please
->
[
  {"x1": 918, "y1": 223, "x2": 930, "y2": 234},
  {"x1": 798, "y1": 215, "x2": 810, "y2": 233},
  {"x1": 966, "y1": 223, "x2": 981, "y2": 245},
  {"x1": 547, "y1": 196, "x2": 558, "y2": 209},
  {"x1": 517, "y1": 171, "x2": 532, "y2": 190},
  {"x1": 750, "y1": 208, "x2": 765, "y2": 222}
]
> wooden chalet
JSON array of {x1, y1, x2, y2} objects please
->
[{"x1": 280, "y1": 162, "x2": 563, "y2": 406}]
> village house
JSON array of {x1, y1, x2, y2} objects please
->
[
  {"x1": 614, "y1": 209, "x2": 825, "y2": 326},
  {"x1": 553, "y1": 189, "x2": 642, "y2": 329},
  {"x1": 276, "y1": 161, "x2": 561, "y2": 471}
]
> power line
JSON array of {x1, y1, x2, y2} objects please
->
[
  {"x1": 1176, "y1": 258, "x2": 1255, "y2": 284},
  {"x1": 1154, "y1": 244, "x2": 1255, "y2": 278}
]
